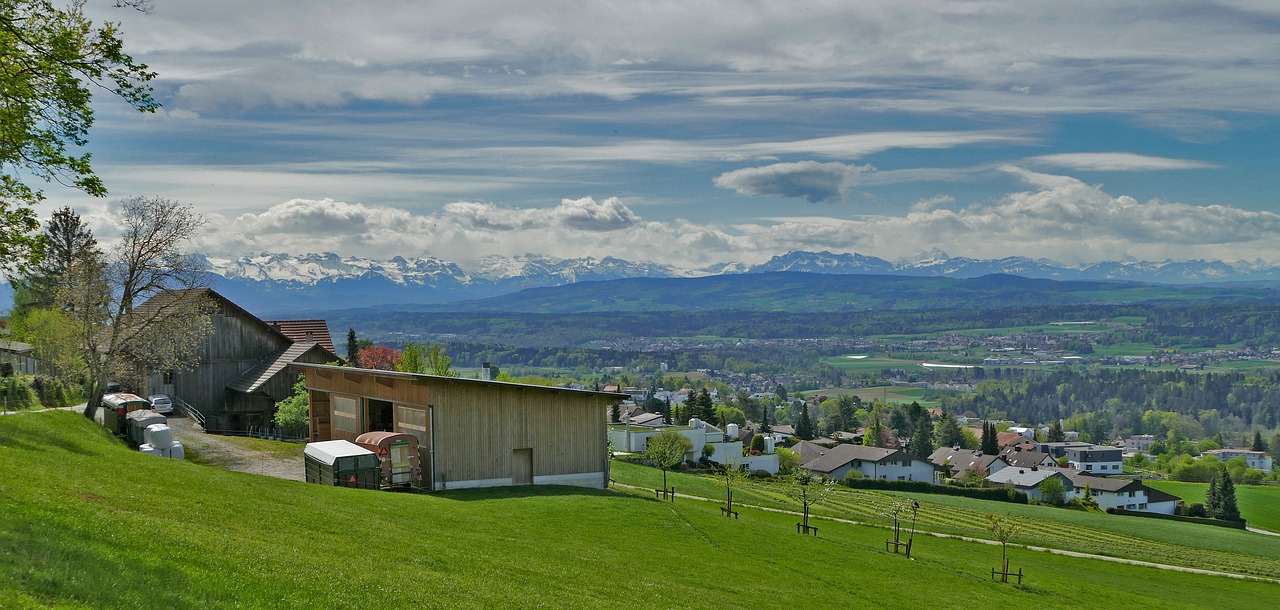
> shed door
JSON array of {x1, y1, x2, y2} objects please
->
[{"x1": 512, "y1": 448, "x2": 533, "y2": 485}]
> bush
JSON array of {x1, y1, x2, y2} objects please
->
[
  {"x1": 1186, "y1": 502, "x2": 1208, "y2": 518},
  {"x1": 750, "y1": 469, "x2": 772, "y2": 479},
  {"x1": 842, "y1": 470, "x2": 865, "y2": 486},
  {"x1": 750, "y1": 434, "x2": 766, "y2": 453}
]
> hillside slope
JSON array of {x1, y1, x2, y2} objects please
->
[{"x1": 1, "y1": 411, "x2": 1275, "y2": 608}]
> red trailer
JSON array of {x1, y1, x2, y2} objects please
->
[{"x1": 354, "y1": 431, "x2": 421, "y2": 489}]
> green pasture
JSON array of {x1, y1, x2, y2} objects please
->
[
  {"x1": 1148, "y1": 481, "x2": 1280, "y2": 534},
  {"x1": 823, "y1": 355, "x2": 926, "y2": 372},
  {"x1": 3, "y1": 411, "x2": 1278, "y2": 609}
]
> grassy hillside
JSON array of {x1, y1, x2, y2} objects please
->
[
  {"x1": 1148, "y1": 481, "x2": 1280, "y2": 533},
  {"x1": 2, "y1": 412, "x2": 1277, "y2": 608}
]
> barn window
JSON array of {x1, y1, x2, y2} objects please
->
[
  {"x1": 333, "y1": 395, "x2": 360, "y2": 434},
  {"x1": 396, "y1": 406, "x2": 427, "y2": 445}
]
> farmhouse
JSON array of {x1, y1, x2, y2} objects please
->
[
  {"x1": 928, "y1": 446, "x2": 1008, "y2": 479},
  {"x1": 135, "y1": 289, "x2": 339, "y2": 432},
  {"x1": 295, "y1": 363, "x2": 627, "y2": 490}
]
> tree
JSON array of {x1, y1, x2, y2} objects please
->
[
  {"x1": 358, "y1": 345, "x2": 399, "y2": 370},
  {"x1": 7, "y1": 306, "x2": 81, "y2": 381},
  {"x1": 980, "y1": 422, "x2": 998, "y2": 455},
  {"x1": 395, "y1": 342, "x2": 457, "y2": 377},
  {"x1": 1047, "y1": 420, "x2": 1066, "y2": 443},
  {"x1": 272, "y1": 374, "x2": 309, "y2": 434},
  {"x1": 1252, "y1": 430, "x2": 1267, "y2": 453},
  {"x1": 1038, "y1": 476, "x2": 1066, "y2": 505},
  {"x1": 986, "y1": 512, "x2": 1023, "y2": 582},
  {"x1": 345, "y1": 328, "x2": 360, "y2": 367},
  {"x1": 11, "y1": 206, "x2": 96, "y2": 314},
  {"x1": 774, "y1": 383, "x2": 787, "y2": 402},
  {"x1": 836, "y1": 394, "x2": 858, "y2": 432},
  {"x1": 795, "y1": 405, "x2": 815, "y2": 440},
  {"x1": 1217, "y1": 465, "x2": 1241, "y2": 522},
  {"x1": 906, "y1": 411, "x2": 934, "y2": 458},
  {"x1": 645, "y1": 429, "x2": 692, "y2": 495},
  {"x1": 786, "y1": 468, "x2": 833, "y2": 534},
  {"x1": 75, "y1": 197, "x2": 212, "y2": 421},
  {"x1": 937, "y1": 408, "x2": 963, "y2": 448},
  {"x1": 720, "y1": 459, "x2": 749, "y2": 517},
  {"x1": 1205, "y1": 475, "x2": 1222, "y2": 517},
  {"x1": 396, "y1": 343, "x2": 424, "y2": 373},
  {"x1": 863, "y1": 413, "x2": 884, "y2": 447},
  {"x1": 1, "y1": 0, "x2": 158, "y2": 270}
]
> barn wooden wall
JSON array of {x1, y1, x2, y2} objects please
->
[{"x1": 301, "y1": 366, "x2": 613, "y2": 489}]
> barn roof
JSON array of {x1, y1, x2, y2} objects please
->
[
  {"x1": 229, "y1": 342, "x2": 330, "y2": 394},
  {"x1": 291, "y1": 362, "x2": 629, "y2": 400},
  {"x1": 264, "y1": 319, "x2": 336, "y2": 354}
]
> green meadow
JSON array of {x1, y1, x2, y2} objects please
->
[
  {"x1": 2, "y1": 411, "x2": 1277, "y2": 608},
  {"x1": 1148, "y1": 481, "x2": 1280, "y2": 534}
]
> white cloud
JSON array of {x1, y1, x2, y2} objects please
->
[
  {"x1": 714, "y1": 161, "x2": 875, "y2": 203},
  {"x1": 1029, "y1": 153, "x2": 1218, "y2": 172}
]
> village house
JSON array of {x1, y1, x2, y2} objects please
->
[
  {"x1": 1201, "y1": 448, "x2": 1274, "y2": 474},
  {"x1": 801, "y1": 444, "x2": 939, "y2": 482},
  {"x1": 986, "y1": 466, "x2": 1075, "y2": 502},
  {"x1": 928, "y1": 446, "x2": 1009, "y2": 479},
  {"x1": 609, "y1": 419, "x2": 780, "y2": 474},
  {"x1": 1064, "y1": 445, "x2": 1125, "y2": 474}
]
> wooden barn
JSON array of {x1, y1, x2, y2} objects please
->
[
  {"x1": 292, "y1": 363, "x2": 627, "y2": 490},
  {"x1": 138, "y1": 288, "x2": 338, "y2": 432}
]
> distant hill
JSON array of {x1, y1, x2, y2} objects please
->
[
  {"x1": 338, "y1": 272, "x2": 1280, "y2": 315},
  {"x1": 194, "y1": 250, "x2": 1280, "y2": 316}
]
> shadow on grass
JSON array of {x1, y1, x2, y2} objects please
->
[{"x1": 432, "y1": 484, "x2": 618, "y2": 502}]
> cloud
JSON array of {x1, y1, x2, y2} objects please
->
[
  {"x1": 1028, "y1": 153, "x2": 1218, "y2": 172},
  {"x1": 714, "y1": 161, "x2": 875, "y2": 202},
  {"x1": 445, "y1": 197, "x2": 640, "y2": 231}
]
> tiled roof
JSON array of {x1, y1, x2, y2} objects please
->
[
  {"x1": 265, "y1": 319, "x2": 336, "y2": 354},
  {"x1": 801, "y1": 443, "x2": 899, "y2": 474},
  {"x1": 228, "y1": 342, "x2": 323, "y2": 394}
]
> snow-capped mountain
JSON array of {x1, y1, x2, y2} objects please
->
[{"x1": 192, "y1": 250, "x2": 1280, "y2": 316}]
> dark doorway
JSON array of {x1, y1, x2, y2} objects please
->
[{"x1": 367, "y1": 398, "x2": 393, "y2": 432}]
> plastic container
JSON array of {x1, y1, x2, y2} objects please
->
[
  {"x1": 139, "y1": 443, "x2": 162, "y2": 456},
  {"x1": 161, "y1": 441, "x2": 185, "y2": 460}
]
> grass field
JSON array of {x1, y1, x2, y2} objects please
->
[
  {"x1": 823, "y1": 355, "x2": 928, "y2": 372},
  {"x1": 1148, "y1": 481, "x2": 1280, "y2": 533},
  {"x1": 3, "y1": 411, "x2": 1278, "y2": 608},
  {"x1": 610, "y1": 462, "x2": 1280, "y2": 580}
]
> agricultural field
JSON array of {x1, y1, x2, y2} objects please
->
[
  {"x1": 3, "y1": 411, "x2": 1278, "y2": 608},
  {"x1": 822, "y1": 355, "x2": 927, "y2": 372},
  {"x1": 1148, "y1": 481, "x2": 1280, "y2": 534}
]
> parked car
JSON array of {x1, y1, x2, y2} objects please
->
[{"x1": 148, "y1": 394, "x2": 173, "y2": 415}]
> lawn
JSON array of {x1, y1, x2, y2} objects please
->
[
  {"x1": 2, "y1": 411, "x2": 1278, "y2": 608},
  {"x1": 1148, "y1": 481, "x2": 1280, "y2": 533}
]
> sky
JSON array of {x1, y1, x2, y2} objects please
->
[{"x1": 48, "y1": 0, "x2": 1280, "y2": 269}]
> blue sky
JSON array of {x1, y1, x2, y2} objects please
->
[{"x1": 51, "y1": 0, "x2": 1280, "y2": 269}]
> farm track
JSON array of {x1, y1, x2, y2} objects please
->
[{"x1": 611, "y1": 482, "x2": 1280, "y2": 585}]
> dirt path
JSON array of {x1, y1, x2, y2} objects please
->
[{"x1": 165, "y1": 416, "x2": 305, "y2": 482}]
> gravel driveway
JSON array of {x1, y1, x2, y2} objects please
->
[{"x1": 165, "y1": 416, "x2": 305, "y2": 482}]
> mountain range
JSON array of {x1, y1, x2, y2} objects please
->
[{"x1": 5, "y1": 250, "x2": 1278, "y2": 318}]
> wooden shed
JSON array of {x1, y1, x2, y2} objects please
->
[{"x1": 292, "y1": 363, "x2": 626, "y2": 491}]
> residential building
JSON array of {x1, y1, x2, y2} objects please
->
[
  {"x1": 1064, "y1": 445, "x2": 1124, "y2": 474},
  {"x1": 801, "y1": 444, "x2": 939, "y2": 482},
  {"x1": 1124, "y1": 434, "x2": 1157, "y2": 454},
  {"x1": 986, "y1": 466, "x2": 1075, "y2": 502},
  {"x1": 928, "y1": 447, "x2": 1009, "y2": 479},
  {"x1": 1201, "y1": 448, "x2": 1274, "y2": 474}
]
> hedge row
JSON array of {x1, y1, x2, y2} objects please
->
[
  {"x1": 842, "y1": 478, "x2": 1028, "y2": 504},
  {"x1": 1107, "y1": 507, "x2": 1247, "y2": 529}
]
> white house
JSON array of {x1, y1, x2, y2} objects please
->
[
  {"x1": 986, "y1": 467, "x2": 1075, "y2": 502},
  {"x1": 801, "y1": 444, "x2": 939, "y2": 482},
  {"x1": 1201, "y1": 448, "x2": 1274, "y2": 474},
  {"x1": 608, "y1": 419, "x2": 779, "y2": 474},
  {"x1": 1064, "y1": 445, "x2": 1124, "y2": 474},
  {"x1": 928, "y1": 447, "x2": 1009, "y2": 479}
]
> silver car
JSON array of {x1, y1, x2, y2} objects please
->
[{"x1": 148, "y1": 394, "x2": 173, "y2": 415}]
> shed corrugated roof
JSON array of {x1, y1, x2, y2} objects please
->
[{"x1": 228, "y1": 342, "x2": 322, "y2": 394}]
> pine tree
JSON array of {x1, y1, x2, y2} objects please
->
[
  {"x1": 796, "y1": 406, "x2": 815, "y2": 440},
  {"x1": 761, "y1": 402, "x2": 771, "y2": 433},
  {"x1": 1205, "y1": 477, "x2": 1222, "y2": 519},
  {"x1": 980, "y1": 422, "x2": 999, "y2": 454},
  {"x1": 1252, "y1": 430, "x2": 1267, "y2": 452},
  {"x1": 1047, "y1": 420, "x2": 1066, "y2": 443},
  {"x1": 937, "y1": 409, "x2": 963, "y2": 448},
  {"x1": 345, "y1": 328, "x2": 361, "y2": 367},
  {"x1": 13, "y1": 207, "x2": 97, "y2": 315},
  {"x1": 906, "y1": 412, "x2": 934, "y2": 457},
  {"x1": 1217, "y1": 466, "x2": 1242, "y2": 522},
  {"x1": 863, "y1": 414, "x2": 884, "y2": 447}
]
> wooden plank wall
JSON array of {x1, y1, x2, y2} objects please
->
[{"x1": 303, "y1": 369, "x2": 609, "y2": 487}]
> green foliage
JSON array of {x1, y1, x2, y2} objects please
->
[
  {"x1": 272, "y1": 375, "x2": 309, "y2": 432},
  {"x1": 842, "y1": 469, "x2": 865, "y2": 485},
  {"x1": 395, "y1": 342, "x2": 457, "y2": 376},
  {"x1": 795, "y1": 404, "x2": 815, "y2": 440},
  {"x1": 0, "y1": 0, "x2": 157, "y2": 270},
  {"x1": 1038, "y1": 476, "x2": 1067, "y2": 506},
  {"x1": 345, "y1": 328, "x2": 360, "y2": 367},
  {"x1": 0, "y1": 375, "x2": 40, "y2": 411},
  {"x1": 750, "y1": 434, "x2": 766, "y2": 453},
  {"x1": 774, "y1": 447, "x2": 800, "y2": 473}
]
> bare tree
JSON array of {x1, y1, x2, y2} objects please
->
[
  {"x1": 71, "y1": 197, "x2": 213, "y2": 420},
  {"x1": 986, "y1": 512, "x2": 1023, "y2": 582}
]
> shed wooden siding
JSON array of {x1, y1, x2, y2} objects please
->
[{"x1": 298, "y1": 365, "x2": 619, "y2": 490}]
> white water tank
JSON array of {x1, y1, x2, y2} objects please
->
[
  {"x1": 764, "y1": 437, "x2": 776, "y2": 453},
  {"x1": 144, "y1": 423, "x2": 174, "y2": 449},
  {"x1": 726, "y1": 423, "x2": 740, "y2": 439},
  {"x1": 689, "y1": 417, "x2": 703, "y2": 429}
]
